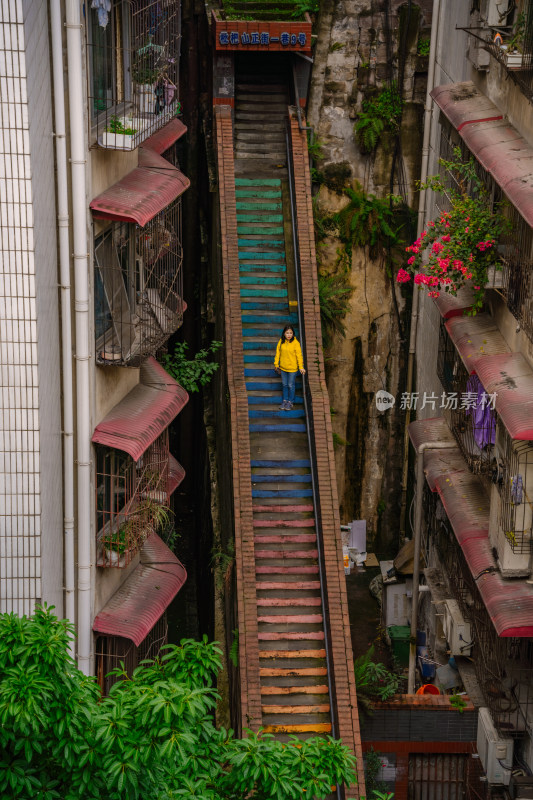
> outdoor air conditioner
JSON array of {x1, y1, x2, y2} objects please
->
[
  {"x1": 477, "y1": 707, "x2": 513, "y2": 786},
  {"x1": 442, "y1": 599, "x2": 473, "y2": 656}
]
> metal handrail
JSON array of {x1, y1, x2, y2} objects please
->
[{"x1": 285, "y1": 118, "x2": 344, "y2": 800}]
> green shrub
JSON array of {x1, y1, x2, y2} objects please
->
[{"x1": 354, "y1": 83, "x2": 403, "y2": 154}]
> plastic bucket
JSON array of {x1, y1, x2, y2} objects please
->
[{"x1": 416, "y1": 684, "x2": 440, "y2": 695}]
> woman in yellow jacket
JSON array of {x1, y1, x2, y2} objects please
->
[{"x1": 274, "y1": 325, "x2": 306, "y2": 410}]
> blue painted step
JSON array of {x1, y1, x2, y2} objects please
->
[
  {"x1": 246, "y1": 381, "x2": 280, "y2": 389},
  {"x1": 252, "y1": 489, "x2": 313, "y2": 498},
  {"x1": 252, "y1": 475, "x2": 312, "y2": 483},
  {"x1": 238, "y1": 238, "x2": 284, "y2": 247},
  {"x1": 248, "y1": 396, "x2": 302, "y2": 404},
  {"x1": 235, "y1": 178, "x2": 281, "y2": 186},
  {"x1": 240, "y1": 289, "x2": 288, "y2": 297},
  {"x1": 251, "y1": 460, "x2": 311, "y2": 468},
  {"x1": 245, "y1": 368, "x2": 279, "y2": 376},
  {"x1": 242, "y1": 329, "x2": 286, "y2": 337},
  {"x1": 242, "y1": 315, "x2": 298, "y2": 324},
  {"x1": 244, "y1": 355, "x2": 273, "y2": 363},
  {"x1": 249, "y1": 423, "x2": 307, "y2": 433},
  {"x1": 241, "y1": 301, "x2": 288, "y2": 310},
  {"x1": 243, "y1": 342, "x2": 277, "y2": 351},
  {"x1": 249, "y1": 409, "x2": 305, "y2": 418}
]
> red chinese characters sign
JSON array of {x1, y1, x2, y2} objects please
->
[{"x1": 213, "y1": 12, "x2": 312, "y2": 54}]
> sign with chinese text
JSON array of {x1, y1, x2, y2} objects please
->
[{"x1": 213, "y1": 12, "x2": 312, "y2": 54}]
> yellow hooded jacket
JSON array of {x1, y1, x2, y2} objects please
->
[{"x1": 274, "y1": 338, "x2": 304, "y2": 372}]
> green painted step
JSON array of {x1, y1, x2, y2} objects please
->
[
  {"x1": 238, "y1": 238, "x2": 284, "y2": 247},
  {"x1": 237, "y1": 214, "x2": 283, "y2": 223},
  {"x1": 240, "y1": 288, "x2": 288, "y2": 297},
  {"x1": 235, "y1": 190, "x2": 282, "y2": 199},
  {"x1": 236, "y1": 202, "x2": 282, "y2": 211},
  {"x1": 239, "y1": 264, "x2": 286, "y2": 273},
  {"x1": 237, "y1": 226, "x2": 284, "y2": 235},
  {"x1": 235, "y1": 179, "x2": 281, "y2": 186},
  {"x1": 239, "y1": 276, "x2": 286, "y2": 285},
  {"x1": 239, "y1": 251, "x2": 285, "y2": 260}
]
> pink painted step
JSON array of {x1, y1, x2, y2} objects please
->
[
  {"x1": 256, "y1": 581, "x2": 321, "y2": 590},
  {"x1": 254, "y1": 534, "x2": 316, "y2": 544},
  {"x1": 253, "y1": 519, "x2": 315, "y2": 528},
  {"x1": 257, "y1": 597, "x2": 322, "y2": 607},
  {"x1": 256, "y1": 565, "x2": 319, "y2": 573},
  {"x1": 258, "y1": 614, "x2": 323, "y2": 624},
  {"x1": 255, "y1": 549, "x2": 318, "y2": 559},
  {"x1": 258, "y1": 631, "x2": 325, "y2": 640},
  {"x1": 253, "y1": 504, "x2": 314, "y2": 513}
]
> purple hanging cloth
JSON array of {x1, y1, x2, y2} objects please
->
[{"x1": 465, "y1": 373, "x2": 496, "y2": 449}]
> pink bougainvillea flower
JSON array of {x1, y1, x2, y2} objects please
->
[
  {"x1": 441, "y1": 234, "x2": 451, "y2": 242},
  {"x1": 407, "y1": 255, "x2": 416, "y2": 265},
  {"x1": 414, "y1": 273, "x2": 430, "y2": 286},
  {"x1": 396, "y1": 268, "x2": 411, "y2": 283},
  {"x1": 432, "y1": 241, "x2": 444, "y2": 255}
]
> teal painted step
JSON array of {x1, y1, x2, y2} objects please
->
[
  {"x1": 249, "y1": 424, "x2": 307, "y2": 434},
  {"x1": 235, "y1": 178, "x2": 281, "y2": 186},
  {"x1": 235, "y1": 191, "x2": 281, "y2": 199},
  {"x1": 238, "y1": 251, "x2": 286, "y2": 260},
  {"x1": 245, "y1": 368, "x2": 277, "y2": 376},
  {"x1": 252, "y1": 474, "x2": 311, "y2": 482},
  {"x1": 240, "y1": 289, "x2": 288, "y2": 297},
  {"x1": 239, "y1": 276, "x2": 286, "y2": 285},
  {"x1": 242, "y1": 314, "x2": 297, "y2": 324},
  {"x1": 243, "y1": 342, "x2": 277, "y2": 350},
  {"x1": 237, "y1": 226, "x2": 284, "y2": 235},
  {"x1": 248, "y1": 396, "x2": 303, "y2": 404},
  {"x1": 244, "y1": 354, "x2": 273, "y2": 363},
  {"x1": 242, "y1": 329, "x2": 287, "y2": 337},
  {"x1": 238, "y1": 238, "x2": 284, "y2": 247},
  {"x1": 249, "y1": 409, "x2": 305, "y2": 418},
  {"x1": 251, "y1": 459, "x2": 311, "y2": 468},
  {"x1": 252, "y1": 488, "x2": 313, "y2": 497},
  {"x1": 236, "y1": 202, "x2": 281, "y2": 211},
  {"x1": 237, "y1": 214, "x2": 283, "y2": 223},
  {"x1": 239, "y1": 264, "x2": 286, "y2": 274},
  {"x1": 241, "y1": 302, "x2": 288, "y2": 311}
]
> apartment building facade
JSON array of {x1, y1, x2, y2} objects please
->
[
  {"x1": 410, "y1": 0, "x2": 533, "y2": 786},
  {"x1": 0, "y1": 0, "x2": 189, "y2": 683}
]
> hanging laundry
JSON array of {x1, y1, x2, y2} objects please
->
[
  {"x1": 91, "y1": 0, "x2": 111, "y2": 29},
  {"x1": 511, "y1": 475, "x2": 524, "y2": 505},
  {"x1": 465, "y1": 374, "x2": 496, "y2": 449}
]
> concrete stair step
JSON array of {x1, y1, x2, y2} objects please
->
[
  {"x1": 257, "y1": 614, "x2": 323, "y2": 624},
  {"x1": 262, "y1": 703, "x2": 331, "y2": 714},
  {"x1": 261, "y1": 684, "x2": 329, "y2": 694},
  {"x1": 258, "y1": 623, "x2": 323, "y2": 632},
  {"x1": 256, "y1": 565, "x2": 319, "y2": 574},
  {"x1": 257, "y1": 598, "x2": 322, "y2": 607}
]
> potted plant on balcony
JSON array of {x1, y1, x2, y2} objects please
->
[
  {"x1": 501, "y1": 12, "x2": 529, "y2": 70},
  {"x1": 99, "y1": 115, "x2": 138, "y2": 150},
  {"x1": 132, "y1": 57, "x2": 160, "y2": 115},
  {"x1": 104, "y1": 501, "x2": 172, "y2": 566}
]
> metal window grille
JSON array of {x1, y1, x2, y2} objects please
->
[
  {"x1": 95, "y1": 613, "x2": 168, "y2": 694},
  {"x1": 408, "y1": 753, "x2": 468, "y2": 800},
  {"x1": 431, "y1": 498, "x2": 533, "y2": 738},
  {"x1": 497, "y1": 423, "x2": 533, "y2": 554},
  {"x1": 437, "y1": 321, "x2": 496, "y2": 474},
  {"x1": 87, "y1": 0, "x2": 181, "y2": 150},
  {"x1": 95, "y1": 196, "x2": 183, "y2": 366},
  {"x1": 96, "y1": 430, "x2": 171, "y2": 567}
]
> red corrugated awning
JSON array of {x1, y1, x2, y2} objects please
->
[
  {"x1": 423, "y1": 447, "x2": 467, "y2": 491},
  {"x1": 432, "y1": 82, "x2": 533, "y2": 228},
  {"x1": 434, "y1": 468, "x2": 490, "y2": 544},
  {"x1": 409, "y1": 417, "x2": 456, "y2": 453},
  {"x1": 143, "y1": 119, "x2": 187, "y2": 155},
  {"x1": 90, "y1": 147, "x2": 190, "y2": 227},
  {"x1": 445, "y1": 313, "x2": 510, "y2": 373},
  {"x1": 92, "y1": 357, "x2": 188, "y2": 461},
  {"x1": 168, "y1": 454, "x2": 185, "y2": 495},
  {"x1": 93, "y1": 533, "x2": 187, "y2": 646},
  {"x1": 433, "y1": 286, "x2": 475, "y2": 319},
  {"x1": 474, "y1": 352, "x2": 533, "y2": 440}
]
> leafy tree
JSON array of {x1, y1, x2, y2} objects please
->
[
  {"x1": 354, "y1": 646, "x2": 403, "y2": 716},
  {"x1": 161, "y1": 340, "x2": 222, "y2": 393},
  {"x1": 318, "y1": 271, "x2": 353, "y2": 347},
  {"x1": 0, "y1": 606, "x2": 358, "y2": 800}
]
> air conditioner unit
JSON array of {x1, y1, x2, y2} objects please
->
[
  {"x1": 442, "y1": 599, "x2": 472, "y2": 656},
  {"x1": 477, "y1": 707, "x2": 513, "y2": 786}
]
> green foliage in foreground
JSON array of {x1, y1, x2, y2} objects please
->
[
  {"x1": 161, "y1": 340, "x2": 222, "y2": 393},
  {"x1": 0, "y1": 606, "x2": 357, "y2": 800}
]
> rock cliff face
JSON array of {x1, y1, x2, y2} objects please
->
[{"x1": 307, "y1": 0, "x2": 432, "y2": 550}]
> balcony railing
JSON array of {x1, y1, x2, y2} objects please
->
[
  {"x1": 87, "y1": 0, "x2": 181, "y2": 150},
  {"x1": 95, "y1": 196, "x2": 184, "y2": 366},
  {"x1": 496, "y1": 424, "x2": 533, "y2": 555},
  {"x1": 437, "y1": 321, "x2": 496, "y2": 474},
  {"x1": 96, "y1": 614, "x2": 168, "y2": 693},
  {"x1": 96, "y1": 431, "x2": 171, "y2": 568}
]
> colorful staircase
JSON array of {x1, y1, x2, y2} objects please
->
[{"x1": 237, "y1": 171, "x2": 332, "y2": 737}]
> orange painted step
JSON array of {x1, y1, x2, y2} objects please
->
[
  {"x1": 262, "y1": 704, "x2": 331, "y2": 714},
  {"x1": 256, "y1": 581, "x2": 321, "y2": 590},
  {"x1": 254, "y1": 534, "x2": 316, "y2": 544},
  {"x1": 258, "y1": 614, "x2": 323, "y2": 624},
  {"x1": 257, "y1": 597, "x2": 321, "y2": 607},
  {"x1": 258, "y1": 632, "x2": 325, "y2": 641},
  {"x1": 253, "y1": 519, "x2": 315, "y2": 528},
  {"x1": 261, "y1": 685, "x2": 329, "y2": 695},
  {"x1": 259, "y1": 649, "x2": 326, "y2": 659},
  {"x1": 262, "y1": 723, "x2": 332, "y2": 734},
  {"x1": 260, "y1": 667, "x2": 328, "y2": 677},
  {"x1": 253, "y1": 504, "x2": 314, "y2": 513},
  {"x1": 256, "y1": 565, "x2": 319, "y2": 574},
  {"x1": 255, "y1": 549, "x2": 318, "y2": 559}
]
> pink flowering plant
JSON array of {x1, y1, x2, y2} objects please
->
[{"x1": 397, "y1": 148, "x2": 511, "y2": 312}]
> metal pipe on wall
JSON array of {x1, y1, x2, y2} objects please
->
[
  {"x1": 399, "y1": 0, "x2": 442, "y2": 539},
  {"x1": 49, "y1": 0, "x2": 75, "y2": 637},
  {"x1": 408, "y1": 440, "x2": 456, "y2": 694},
  {"x1": 65, "y1": 0, "x2": 93, "y2": 675}
]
